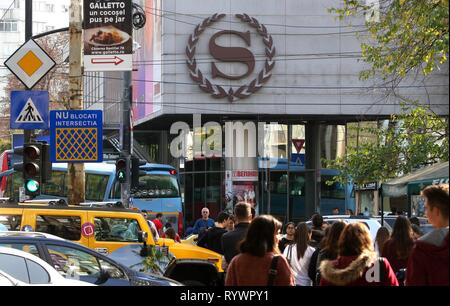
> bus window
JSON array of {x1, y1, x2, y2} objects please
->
[
  {"x1": 0, "y1": 215, "x2": 22, "y2": 231},
  {"x1": 132, "y1": 174, "x2": 180, "y2": 199},
  {"x1": 41, "y1": 171, "x2": 67, "y2": 197},
  {"x1": 85, "y1": 174, "x2": 110, "y2": 201},
  {"x1": 4, "y1": 172, "x2": 23, "y2": 199},
  {"x1": 111, "y1": 180, "x2": 121, "y2": 199}
]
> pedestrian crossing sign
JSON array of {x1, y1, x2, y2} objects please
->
[{"x1": 10, "y1": 91, "x2": 49, "y2": 130}]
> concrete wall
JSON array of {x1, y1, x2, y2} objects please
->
[{"x1": 155, "y1": 0, "x2": 448, "y2": 117}]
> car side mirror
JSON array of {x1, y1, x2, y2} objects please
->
[
  {"x1": 138, "y1": 231, "x2": 148, "y2": 243},
  {"x1": 96, "y1": 268, "x2": 111, "y2": 285}
]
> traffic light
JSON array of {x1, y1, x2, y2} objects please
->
[
  {"x1": 40, "y1": 143, "x2": 52, "y2": 183},
  {"x1": 23, "y1": 143, "x2": 43, "y2": 196},
  {"x1": 131, "y1": 157, "x2": 146, "y2": 189},
  {"x1": 116, "y1": 157, "x2": 127, "y2": 183}
]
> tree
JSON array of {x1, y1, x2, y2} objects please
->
[
  {"x1": 331, "y1": 0, "x2": 449, "y2": 82},
  {"x1": 324, "y1": 103, "x2": 449, "y2": 186},
  {"x1": 325, "y1": 1, "x2": 449, "y2": 186}
]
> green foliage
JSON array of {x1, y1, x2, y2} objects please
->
[
  {"x1": 330, "y1": 0, "x2": 449, "y2": 80},
  {"x1": 323, "y1": 104, "x2": 449, "y2": 185},
  {"x1": 131, "y1": 245, "x2": 173, "y2": 275}
]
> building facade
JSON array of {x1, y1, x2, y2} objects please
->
[{"x1": 88, "y1": 0, "x2": 448, "y2": 224}]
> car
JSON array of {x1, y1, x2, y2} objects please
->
[
  {"x1": 0, "y1": 200, "x2": 223, "y2": 268},
  {"x1": 180, "y1": 234, "x2": 198, "y2": 246},
  {"x1": 0, "y1": 231, "x2": 182, "y2": 286},
  {"x1": 0, "y1": 246, "x2": 94, "y2": 286},
  {"x1": 374, "y1": 215, "x2": 435, "y2": 236},
  {"x1": 306, "y1": 215, "x2": 393, "y2": 240}
]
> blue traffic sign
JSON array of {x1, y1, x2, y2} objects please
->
[
  {"x1": 291, "y1": 153, "x2": 305, "y2": 166},
  {"x1": 50, "y1": 110, "x2": 103, "y2": 163},
  {"x1": 10, "y1": 91, "x2": 49, "y2": 130}
]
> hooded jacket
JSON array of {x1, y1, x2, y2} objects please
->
[
  {"x1": 319, "y1": 251, "x2": 399, "y2": 286},
  {"x1": 406, "y1": 227, "x2": 449, "y2": 286}
]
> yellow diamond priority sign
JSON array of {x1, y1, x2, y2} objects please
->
[{"x1": 4, "y1": 39, "x2": 55, "y2": 89}]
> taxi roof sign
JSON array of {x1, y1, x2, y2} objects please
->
[{"x1": 4, "y1": 39, "x2": 56, "y2": 89}]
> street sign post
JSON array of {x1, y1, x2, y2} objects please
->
[
  {"x1": 10, "y1": 91, "x2": 49, "y2": 130},
  {"x1": 83, "y1": 0, "x2": 132, "y2": 71},
  {"x1": 4, "y1": 39, "x2": 56, "y2": 89},
  {"x1": 49, "y1": 110, "x2": 103, "y2": 163}
]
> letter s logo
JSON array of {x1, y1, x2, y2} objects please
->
[{"x1": 209, "y1": 30, "x2": 256, "y2": 80}]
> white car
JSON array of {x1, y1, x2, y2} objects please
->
[
  {"x1": 307, "y1": 216, "x2": 392, "y2": 241},
  {"x1": 0, "y1": 247, "x2": 94, "y2": 286}
]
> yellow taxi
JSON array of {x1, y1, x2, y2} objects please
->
[{"x1": 0, "y1": 200, "x2": 223, "y2": 273}]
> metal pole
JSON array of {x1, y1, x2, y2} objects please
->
[
  {"x1": 67, "y1": 0, "x2": 85, "y2": 204},
  {"x1": 120, "y1": 71, "x2": 132, "y2": 208},
  {"x1": 24, "y1": 0, "x2": 32, "y2": 144}
]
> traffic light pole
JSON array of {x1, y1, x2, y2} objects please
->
[
  {"x1": 24, "y1": 0, "x2": 32, "y2": 144},
  {"x1": 120, "y1": 71, "x2": 132, "y2": 208}
]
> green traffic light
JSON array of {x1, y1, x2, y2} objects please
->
[{"x1": 26, "y1": 179, "x2": 40, "y2": 193}]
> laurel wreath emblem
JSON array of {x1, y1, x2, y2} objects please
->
[{"x1": 186, "y1": 13, "x2": 276, "y2": 102}]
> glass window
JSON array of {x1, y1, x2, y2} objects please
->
[
  {"x1": 112, "y1": 180, "x2": 121, "y2": 199},
  {"x1": 94, "y1": 217, "x2": 141, "y2": 242},
  {"x1": 36, "y1": 216, "x2": 81, "y2": 241},
  {"x1": 0, "y1": 243, "x2": 40, "y2": 258},
  {"x1": 26, "y1": 259, "x2": 50, "y2": 284},
  {"x1": 321, "y1": 175, "x2": 345, "y2": 199},
  {"x1": 270, "y1": 172, "x2": 287, "y2": 194},
  {"x1": 46, "y1": 245, "x2": 101, "y2": 279},
  {"x1": 4, "y1": 172, "x2": 23, "y2": 199},
  {"x1": 42, "y1": 171, "x2": 67, "y2": 197},
  {"x1": 0, "y1": 215, "x2": 22, "y2": 231},
  {"x1": 0, "y1": 253, "x2": 29, "y2": 283},
  {"x1": 85, "y1": 173, "x2": 109, "y2": 201},
  {"x1": 132, "y1": 174, "x2": 180, "y2": 199}
]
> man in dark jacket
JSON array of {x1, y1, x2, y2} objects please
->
[
  {"x1": 197, "y1": 211, "x2": 230, "y2": 254},
  {"x1": 221, "y1": 202, "x2": 252, "y2": 265},
  {"x1": 407, "y1": 184, "x2": 449, "y2": 286}
]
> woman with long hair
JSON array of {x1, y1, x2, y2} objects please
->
[
  {"x1": 283, "y1": 222, "x2": 316, "y2": 286},
  {"x1": 225, "y1": 215, "x2": 294, "y2": 286},
  {"x1": 319, "y1": 223, "x2": 399, "y2": 286},
  {"x1": 374, "y1": 226, "x2": 390, "y2": 256},
  {"x1": 382, "y1": 216, "x2": 414, "y2": 274},
  {"x1": 315, "y1": 221, "x2": 346, "y2": 284}
]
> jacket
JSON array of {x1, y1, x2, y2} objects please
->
[
  {"x1": 381, "y1": 238, "x2": 412, "y2": 273},
  {"x1": 197, "y1": 226, "x2": 227, "y2": 254},
  {"x1": 319, "y1": 251, "x2": 399, "y2": 286},
  {"x1": 221, "y1": 222, "x2": 250, "y2": 264},
  {"x1": 225, "y1": 252, "x2": 295, "y2": 286},
  {"x1": 406, "y1": 228, "x2": 449, "y2": 286},
  {"x1": 192, "y1": 218, "x2": 215, "y2": 235}
]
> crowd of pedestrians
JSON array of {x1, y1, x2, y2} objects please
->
[{"x1": 141, "y1": 183, "x2": 448, "y2": 286}]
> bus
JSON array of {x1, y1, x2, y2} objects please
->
[
  {"x1": 0, "y1": 152, "x2": 184, "y2": 236},
  {"x1": 259, "y1": 158, "x2": 355, "y2": 223}
]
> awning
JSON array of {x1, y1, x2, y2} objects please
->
[{"x1": 381, "y1": 161, "x2": 449, "y2": 197}]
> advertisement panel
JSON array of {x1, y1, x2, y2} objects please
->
[{"x1": 83, "y1": 0, "x2": 132, "y2": 71}]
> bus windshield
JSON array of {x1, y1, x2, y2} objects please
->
[{"x1": 132, "y1": 174, "x2": 180, "y2": 199}]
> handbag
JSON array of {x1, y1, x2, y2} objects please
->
[
  {"x1": 267, "y1": 256, "x2": 280, "y2": 286},
  {"x1": 286, "y1": 244, "x2": 294, "y2": 268}
]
